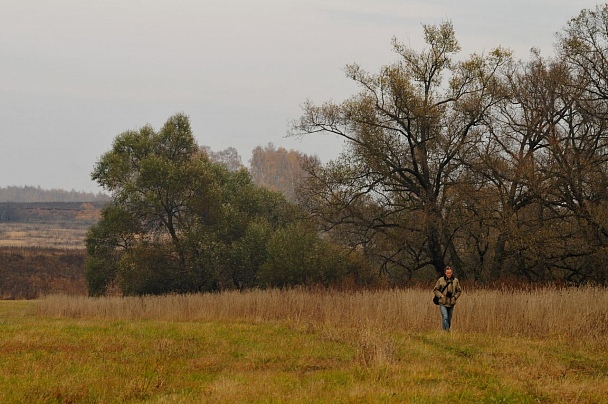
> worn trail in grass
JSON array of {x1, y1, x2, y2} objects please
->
[{"x1": 0, "y1": 300, "x2": 606, "y2": 403}]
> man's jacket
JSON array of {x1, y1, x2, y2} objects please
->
[{"x1": 433, "y1": 276, "x2": 462, "y2": 307}]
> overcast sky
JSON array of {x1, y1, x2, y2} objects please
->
[{"x1": 0, "y1": 1, "x2": 602, "y2": 193}]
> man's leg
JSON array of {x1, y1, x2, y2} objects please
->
[
  {"x1": 439, "y1": 305, "x2": 450, "y2": 330},
  {"x1": 445, "y1": 306, "x2": 454, "y2": 331}
]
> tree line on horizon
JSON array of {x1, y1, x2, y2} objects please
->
[
  {"x1": 0, "y1": 185, "x2": 111, "y2": 203},
  {"x1": 85, "y1": 5, "x2": 608, "y2": 295},
  {"x1": 0, "y1": 143, "x2": 310, "y2": 207}
]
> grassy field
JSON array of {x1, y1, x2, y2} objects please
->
[
  {"x1": 1, "y1": 288, "x2": 607, "y2": 403},
  {"x1": 0, "y1": 223, "x2": 89, "y2": 249}
]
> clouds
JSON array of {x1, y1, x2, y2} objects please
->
[{"x1": 0, "y1": 1, "x2": 602, "y2": 192}]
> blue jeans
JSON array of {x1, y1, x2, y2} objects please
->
[{"x1": 439, "y1": 305, "x2": 454, "y2": 331}]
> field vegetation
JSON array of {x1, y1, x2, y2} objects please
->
[
  {"x1": 0, "y1": 287, "x2": 606, "y2": 402},
  {"x1": 0, "y1": 200, "x2": 100, "y2": 299},
  {"x1": 0, "y1": 223, "x2": 89, "y2": 249},
  {"x1": 0, "y1": 247, "x2": 87, "y2": 299}
]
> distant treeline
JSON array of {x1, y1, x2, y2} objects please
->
[{"x1": 0, "y1": 186, "x2": 111, "y2": 203}]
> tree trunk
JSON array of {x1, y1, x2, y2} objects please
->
[{"x1": 425, "y1": 207, "x2": 446, "y2": 277}]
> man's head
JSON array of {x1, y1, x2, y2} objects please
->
[{"x1": 444, "y1": 266, "x2": 453, "y2": 279}]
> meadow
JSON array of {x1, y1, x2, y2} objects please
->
[
  {"x1": 1, "y1": 287, "x2": 607, "y2": 403},
  {"x1": 0, "y1": 223, "x2": 89, "y2": 249},
  {"x1": 0, "y1": 213, "x2": 92, "y2": 299}
]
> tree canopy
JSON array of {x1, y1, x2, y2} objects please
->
[
  {"x1": 293, "y1": 21, "x2": 511, "y2": 279},
  {"x1": 87, "y1": 5, "x2": 608, "y2": 291},
  {"x1": 293, "y1": 9, "x2": 608, "y2": 285},
  {"x1": 86, "y1": 114, "x2": 362, "y2": 295}
]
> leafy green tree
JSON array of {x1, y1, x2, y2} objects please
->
[
  {"x1": 187, "y1": 164, "x2": 300, "y2": 290},
  {"x1": 84, "y1": 204, "x2": 139, "y2": 295},
  {"x1": 87, "y1": 113, "x2": 223, "y2": 294},
  {"x1": 86, "y1": 113, "x2": 341, "y2": 295},
  {"x1": 258, "y1": 221, "x2": 349, "y2": 287}
]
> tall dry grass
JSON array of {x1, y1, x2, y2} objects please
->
[{"x1": 38, "y1": 286, "x2": 608, "y2": 342}]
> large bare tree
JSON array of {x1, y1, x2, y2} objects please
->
[{"x1": 292, "y1": 22, "x2": 511, "y2": 279}]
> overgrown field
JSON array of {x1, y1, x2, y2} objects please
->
[
  {"x1": 0, "y1": 223, "x2": 89, "y2": 249},
  {"x1": 0, "y1": 247, "x2": 87, "y2": 299},
  {"x1": 0, "y1": 287, "x2": 607, "y2": 402}
]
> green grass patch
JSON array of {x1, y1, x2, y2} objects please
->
[{"x1": 0, "y1": 300, "x2": 606, "y2": 403}]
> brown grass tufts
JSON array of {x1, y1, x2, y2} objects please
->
[{"x1": 38, "y1": 286, "x2": 608, "y2": 343}]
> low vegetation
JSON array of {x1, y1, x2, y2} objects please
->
[
  {"x1": 0, "y1": 287, "x2": 604, "y2": 402},
  {"x1": 0, "y1": 223, "x2": 89, "y2": 249},
  {"x1": 0, "y1": 247, "x2": 87, "y2": 299},
  {"x1": 0, "y1": 200, "x2": 99, "y2": 299},
  {"x1": 38, "y1": 286, "x2": 608, "y2": 339}
]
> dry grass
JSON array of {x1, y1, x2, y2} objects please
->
[
  {"x1": 2, "y1": 288, "x2": 607, "y2": 402},
  {"x1": 39, "y1": 286, "x2": 608, "y2": 341},
  {"x1": 0, "y1": 247, "x2": 87, "y2": 299},
  {"x1": 0, "y1": 223, "x2": 88, "y2": 249}
]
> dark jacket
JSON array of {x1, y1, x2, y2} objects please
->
[{"x1": 433, "y1": 276, "x2": 462, "y2": 307}]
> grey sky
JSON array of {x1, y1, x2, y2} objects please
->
[{"x1": 0, "y1": 1, "x2": 601, "y2": 192}]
